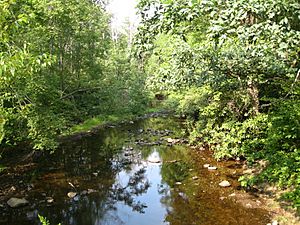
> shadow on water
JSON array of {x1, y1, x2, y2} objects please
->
[{"x1": 0, "y1": 116, "x2": 271, "y2": 225}]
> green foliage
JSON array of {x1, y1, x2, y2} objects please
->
[
  {"x1": 38, "y1": 215, "x2": 50, "y2": 225},
  {"x1": 136, "y1": 0, "x2": 300, "y2": 208},
  {"x1": 38, "y1": 215, "x2": 61, "y2": 225},
  {"x1": 0, "y1": 0, "x2": 149, "y2": 151}
]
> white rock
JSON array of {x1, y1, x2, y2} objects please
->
[
  {"x1": 203, "y1": 164, "x2": 210, "y2": 168},
  {"x1": 67, "y1": 192, "x2": 77, "y2": 198},
  {"x1": 219, "y1": 180, "x2": 231, "y2": 187},
  {"x1": 46, "y1": 197, "x2": 54, "y2": 203},
  {"x1": 7, "y1": 197, "x2": 29, "y2": 208},
  {"x1": 208, "y1": 166, "x2": 217, "y2": 170},
  {"x1": 166, "y1": 138, "x2": 174, "y2": 143}
]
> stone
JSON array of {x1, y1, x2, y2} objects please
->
[
  {"x1": 192, "y1": 176, "x2": 199, "y2": 180},
  {"x1": 243, "y1": 169, "x2": 255, "y2": 174},
  {"x1": 67, "y1": 192, "x2": 77, "y2": 198},
  {"x1": 7, "y1": 197, "x2": 29, "y2": 208},
  {"x1": 92, "y1": 172, "x2": 98, "y2": 176},
  {"x1": 208, "y1": 166, "x2": 217, "y2": 170},
  {"x1": 203, "y1": 164, "x2": 210, "y2": 168},
  {"x1": 73, "y1": 196, "x2": 80, "y2": 201},
  {"x1": 175, "y1": 182, "x2": 182, "y2": 185},
  {"x1": 46, "y1": 197, "x2": 54, "y2": 204},
  {"x1": 81, "y1": 190, "x2": 88, "y2": 195},
  {"x1": 87, "y1": 189, "x2": 97, "y2": 194},
  {"x1": 166, "y1": 138, "x2": 174, "y2": 143},
  {"x1": 10, "y1": 186, "x2": 16, "y2": 192},
  {"x1": 229, "y1": 193, "x2": 236, "y2": 197},
  {"x1": 219, "y1": 180, "x2": 231, "y2": 187}
]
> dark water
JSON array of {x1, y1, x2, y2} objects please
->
[{"x1": 0, "y1": 116, "x2": 271, "y2": 225}]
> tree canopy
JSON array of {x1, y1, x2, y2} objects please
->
[{"x1": 135, "y1": 0, "x2": 300, "y2": 209}]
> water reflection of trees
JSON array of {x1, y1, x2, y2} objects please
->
[
  {"x1": 34, "y1": 127, "x2": 151, "y2": 225},
  {"x1": 47, "y1": 167, "x2": 150, "y2": 225}
]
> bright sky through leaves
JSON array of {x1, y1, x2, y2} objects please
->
[{"x1": 107, "y1": 0, "x2": 138, "y2": 31}]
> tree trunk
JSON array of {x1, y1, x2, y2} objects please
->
[{"x1": 247, "y1": 80, "x2": 259, "y2": 116}]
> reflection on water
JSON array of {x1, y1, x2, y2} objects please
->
[{"x1": 1, "y1": 116, "x2": 270, "y2": 225}]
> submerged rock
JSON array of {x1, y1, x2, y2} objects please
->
[
  {"x1": 46, "y1": 197, "x2": 54, "y2": 204},
  {"x1": 87, "y1": 189, "x2": 97, "y2": 194},
  {"x1": 219, "y1": 180, "x2": 231, "y2": 187},
  {"x1": 7, "y1": 197, "x2": 29, "y2": 208},
  {"x1": 67, "y1": 192, "x2": 77, "y2": 198}
]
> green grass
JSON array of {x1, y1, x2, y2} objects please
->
[
  {"x1": 68, "y1": 114, "x2": 125, "y2": 134},
  {"x1": 64, "y1": 103, "x2": 166, "y2": 136}
]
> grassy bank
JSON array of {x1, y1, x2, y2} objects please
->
[{"x1": 65, "y1": 104, "x2": 165, "y2": 135}]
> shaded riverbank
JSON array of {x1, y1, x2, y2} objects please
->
[{"x1": 0, "y1": 115, "x2": 274, "y2": 224}]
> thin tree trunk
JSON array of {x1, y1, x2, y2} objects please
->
[{"x1": 247, "y1": 80, "x2": 259, "y2": 116}]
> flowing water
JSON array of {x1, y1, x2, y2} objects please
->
[{"x1": 0, "y1": 115, "x2": 271, "y2": 225}]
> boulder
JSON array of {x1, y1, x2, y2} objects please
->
[{"x1": 7, "y1": 197, "x2": 29, "y2": 208}]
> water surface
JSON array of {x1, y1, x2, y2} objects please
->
[{"x1": 0, "y1": 116, "x2": 270, "y2": 225}]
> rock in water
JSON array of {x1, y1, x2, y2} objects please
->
[
  {"x1": 67, "y1": 192, "x2": 77, "y2": 198},
  {"x1": 7, "y1": 198, "x2": 29, "y2": 208},
  {"x1": 219, "y1": 180, "x2": 231, "y2": 187},
  {"x1": 208, "y1": 166, "x2": 217, "y2": 170},
  {"x1": 46, "y1": 197, "x2": 54, "y2": 203}
]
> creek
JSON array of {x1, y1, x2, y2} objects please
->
[{"x1": 0, "y1": 115, "x2": 271, "y2": 225}]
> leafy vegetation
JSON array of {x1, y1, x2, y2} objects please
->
[
  {"x1": 38, "y1": 215, "x2": 60, "y2": 225},
  {"x1": 1, "y1": 0, "x2": 299, "y2": 215},
  {"x1": 0, "y1": 0, "x2": 149, "y2": 151},
  {"x1": 135, "y1": 0, "x2": 300, "y2": 209}
]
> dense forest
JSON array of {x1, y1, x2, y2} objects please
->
[{"x1": 0, "y1": 0, "x2": 299, "y2": 215}]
